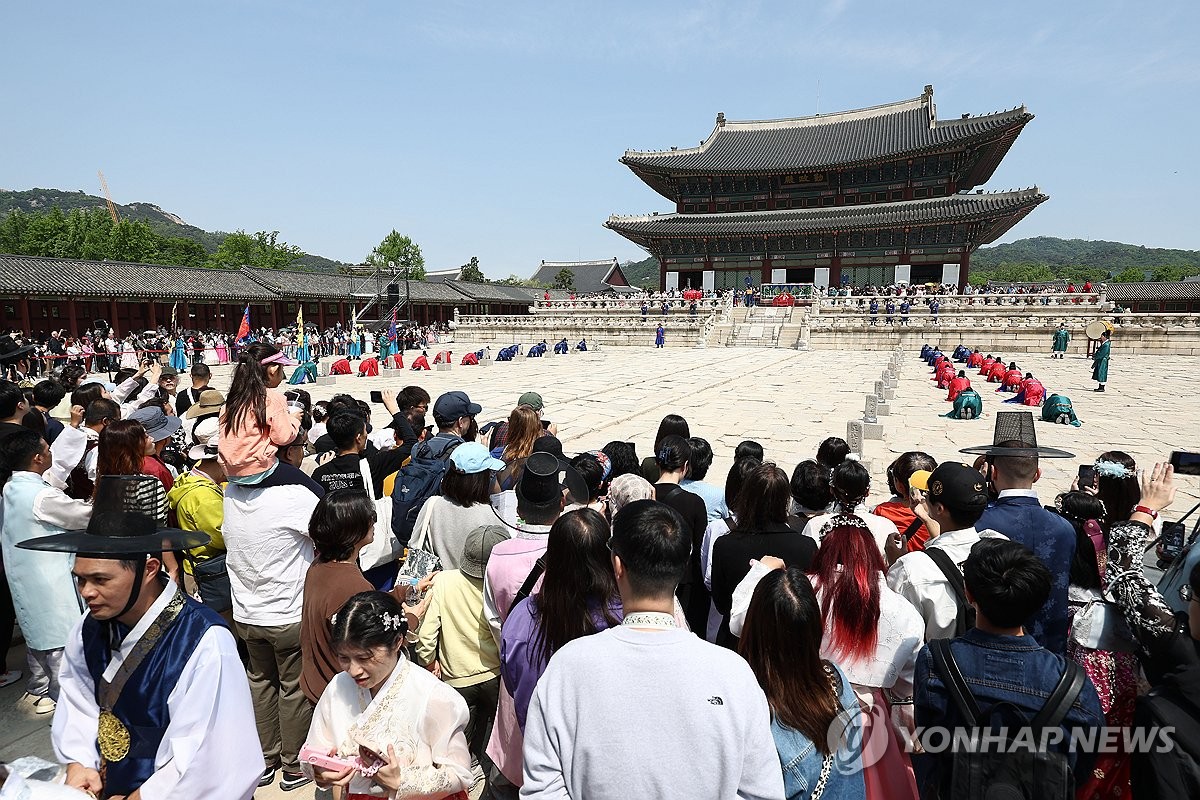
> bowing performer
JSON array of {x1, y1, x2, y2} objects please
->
[{"x1": 946, "y1": 371, "x2": 972, "y2": 403}]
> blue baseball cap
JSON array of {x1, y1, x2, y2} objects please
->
[{"x1": 450, "y1": 442, "x2": 505, "y2": 474}]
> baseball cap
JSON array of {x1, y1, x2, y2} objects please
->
[
  {"x1": 432, "y1": 391, "x2": 482, "y2": 425},
  {"x1": 159, "y1": 366, "x2": 179, "y2": 378},
  {"x1": 924, "y1": 463, "x2": 989, "y2": 514},
  {"x1": 450, "y1": 442, "x2": 506, "y2": 475},
  {"x1": 908, "y1": 470, "x2": 932, "y2": 492},
  {"x1": 518, "y1": 392, "x2": 544, "y2": 411},
  {"x1": 459, "y1": 525, "x2": 510, "y2": 580},
  {"x1": 129, "y1": 406, "x2": 182, "y2": 443}
]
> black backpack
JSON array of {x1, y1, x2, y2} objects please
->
[
  {"x1": 929, "y1": 638, "x2": 1086, "y2": 800},
  {"x1": 925, "y1": 548, "x2": 976, "y2": 635},
  {"x1": 389, "y1": 440, "x2": 462, "y2": 548}
]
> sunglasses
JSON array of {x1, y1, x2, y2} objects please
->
[{"x1": 1180, "y1": 584, "x2": 1199, "y2": 604}]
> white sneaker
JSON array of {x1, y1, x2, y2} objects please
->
[
  {"x1": 0, "y1": 670, "x2": 20, "y2": 689},
  {"x1": 33, "y1": 696, "x2": 56, "y2": 715}
]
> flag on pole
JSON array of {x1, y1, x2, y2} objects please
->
[
  {"x1": 297, "y1": 304, "x2": 305, "y2": 349},
  {"x1": 170, "y1": 301, "x2": 178, "y2": 333},
  {"x1": 236, "y1": 304, "x2": 251, "y2": 342},
  {"x1": 387, "y1": 307, "x2": 398, "y2": 344}
]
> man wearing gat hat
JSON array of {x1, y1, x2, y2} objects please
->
[{"x1": 19, "y1": 475, "x2": 263, "y2": 800}]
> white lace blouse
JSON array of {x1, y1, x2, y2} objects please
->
[{"x1": 303, "y1": 657, "x2": 473, "y2": 798}]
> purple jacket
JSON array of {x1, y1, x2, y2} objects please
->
[{"x1": 500, "y1": 596, "x2": 623, "y2": 730}]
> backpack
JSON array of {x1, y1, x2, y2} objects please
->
[
  {"x1": 925, "y1": 547, "x2": 976, "y2": 635},
  {"x1": 928, "y1": 638, "x2": 1086, "y2": 800},
  {"x1": 389, "y1": 440, "x2": 462, "y2": 547}
]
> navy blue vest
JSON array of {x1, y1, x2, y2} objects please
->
[{"x1": 81, "y1": 593, "x2": 226, "y2": 797}]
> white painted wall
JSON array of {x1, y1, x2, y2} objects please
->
[
  {"x1": 942, "y1": 263, "x2": 960, "y2": 285},
  {"x1": 771, "y1": 268, "x2": 786, "y2": 283},
  {"x1": 814, "y1": 267, "x2": 830, "y2": 287},
  {"x1": 702, "y1": 270, "x2": 715, "y2": 291},
  {"x1": 894, "y1": 264, "x2": 911, "y2": 285},
  {"x1": 665, "y1": 271, "x2": 679, "y2": 290}
]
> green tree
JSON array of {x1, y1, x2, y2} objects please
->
[
  {"x1": 1151, "y1": 265, "x2": 1189, "y2": 283},
  {"x1": 209, "y1": 229, "x2": 304, "y2": 270},
  {"x1": 367, "y1": 230, "x2": 425, "y2": 281},
  {"x1": 1111, "y1": 267, "x2": 1147, "y2": 283},
  {"x1": 107, "y1": 219, "x2": 162, "y2": 263},
  {"x1": 553, "y1": 268, "x2": 575, "y2": 291},
  {"x1": 0, "y1": 209, "x2": 29, "y2": 254},
  {"x1": 459, "y1": 256, "x2": 486, "y2": 283},
  {"x1": 158, "y1": 236, "x2": 209, "y2": 268}
]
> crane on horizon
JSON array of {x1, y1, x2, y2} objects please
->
[{"x1": 97, "y1": 170, "x2": 119, "y2": 224}]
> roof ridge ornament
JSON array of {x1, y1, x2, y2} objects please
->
[{"x1": 716, "y1": 112, "x2": 726, "y2": 127}]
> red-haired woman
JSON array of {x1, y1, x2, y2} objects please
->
[{"x1": 730, "y1": 516, "x2": 924, "y2": 800}]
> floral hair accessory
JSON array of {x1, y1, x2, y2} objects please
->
[
  {"x1": 817, "y1": 514, "x2": 870, "y2": 540},
  {"x1": 844, "y1": 453, "x2": 861, "y2": 462},
  {"x1": 1093, "y1": 459, "x2": 1135, "y2": 479},
  {"x1": 380, "y1": 612, "x2": 404, "y2": 632}
]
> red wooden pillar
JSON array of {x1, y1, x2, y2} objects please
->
[
  {"x1": 829, "y1": 255, "x2": 842, "y2": 288},
  {"x1": 108, "y1": 299, "x2": 119, "y2": 336},
  {"x1": 760, "y1": 256, "x2": 772, "y2": 286},
  {"x1": 268, "y1": 302, "x2": 278, "y2": 331},
  {"x1": 178, "y1": 301, "x2": 190, "y2": 332},
  {"x1": 959, "y1": 251, "x2": 970, "y2": 293},
  {"x1": 68, "y1": 299, "x2": 79, "y2": 338},
  {"x1": 147, "y1": 302, "x2": 156, "y2": 330},
  {"x1": 318, "y1": 299, "x2": 326, "y2": 331}
]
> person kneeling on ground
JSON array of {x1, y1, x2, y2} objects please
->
[
  {"x1": 942, "y1": 387, "x2": 983, "y2": 420},
  {"x1": 1041, "y1": 394, "x2": 1081, "y2": 427}
]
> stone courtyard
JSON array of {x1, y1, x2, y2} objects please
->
[{"x1": 1, "y1": 342, "x2": 1197, "y2": 798}]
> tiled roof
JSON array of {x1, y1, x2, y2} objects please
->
[
  {"x1": 424, "y1": 267, "x2": 463, "y2": 283},
  {"x1": 0, "y1": 254, "x2": 277, "y2": 299},
  {"x1": 446, "y1": 281, "x2": 536, "y2": 303},
  {"x1": 529, "y1": 259, "x2": 626, "y2": 293},
  {"x1": 1105, "y1": 282, "x2": 1200, "y2": 302},
  {"x1": 605, "y1": 189, "x2": 1047, "y2": 239},
  {"x1": 241, "y1": 267, "x2": 356, "y2": 299},
  {"x1": 621, "y1": 87, "x2": 1030, "y2": 174},
  {"x1": 404, "y1": 281, "x2": 474, "y2": 303}
]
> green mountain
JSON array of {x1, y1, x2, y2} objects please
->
[
  {"x1": 619, "y1": 237, "x2": 1200, "y2": 287},
  {"x1": 0, "y1": 188, "x2": 346, "y2": 272},
  {"x1": 972, "y1": 237, "x2": 1200, "y2": 271}
]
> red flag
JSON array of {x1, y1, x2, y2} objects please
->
[{"x1": 236, "y1": 305, "x2": 251, "y2": 342}]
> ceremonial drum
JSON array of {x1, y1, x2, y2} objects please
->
[{"x1": 1084, "y1": 320, "x2": 1114, "y2": 340}]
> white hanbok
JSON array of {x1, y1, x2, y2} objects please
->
[
  {"x1": 303, "y1": 657, "x2": 472, "y2": 798},
  {"x1": 53, "y1": 582, "x2": 263, "y2": 800}
]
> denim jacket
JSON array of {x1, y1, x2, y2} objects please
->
[
  {"x1": 771, "y1": 662, "x2": 866, "y2": 800},
  {"x1": 913, "y1": 628, "x2": 1104, "y2": 795}
]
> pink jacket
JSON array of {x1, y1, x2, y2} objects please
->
[{"x1": 218, "y1": 389, "x2": 299, "y2": 477}]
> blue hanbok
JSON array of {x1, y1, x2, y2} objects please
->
[{"x1": 169, "y1": 337, "x2": 188, "y2": 372}]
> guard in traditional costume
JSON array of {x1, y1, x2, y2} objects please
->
[
  {"x1": 410, "y1": 352, "x2": 431, "y2": 371},
  {"x1": 942, "y1": 387, "x2": 983, "y2": 420},
  {"x1": 986, "y1": 359, "x2": 1008, "y2": 383},
  {"x1": 553, "y1": 338, "x2": 569, "y2": 355},
  {"x1": 1004, "y1": 374, "x2": 1046, "y2": 406},
  {"x1": 1051, "y1": 323, "x2": 1070, "y2": 359},
  {"x1": 1041, "y1": 394, "x2": 1082, "y2": 427},
  {"x1": 287, "y1": 361, "x2": 318, "y2": 385},
  {"x1": 329, "y1": 357, "x2": 352, "y2": 375},
  {"x1": 946, "y1": 371, "x2": 971, "y2": 402},
  {"x1": 576, "y1": 338, "x2": 588, "y2": 352},
  {"x1": 869, "y1": 298, "x2": 879, "y2": 325},
  {"x1": 966, "y1": 349, "x2": 984, "y2": 368},
  {"x1": 460, "y1": 351, "x2": 479, "y2": 366},
  {"x1": 978, "y1": 354, "x2": 997, "y2": 376},
  {"x1": 1091, "y1": 330, "x2": 1110, "y2": 392},
  {"x1": 358, "y1": 356, "x2": 380, "y2": 376},
  {"x1": 952, "y1": 344, "x2": 970, "y2": 362},
  {"x1": 655, "y1": 325, "x2": 665, "y2": 348},
  {"x1": 432, "y1": 350, "x2": 453, "y2": 365},
  {"x1": 19, "y1": 475, "x2": 262, "y2": 800},
  {"x1": 997, "y1": 363, "x2": 1023, "y2": 392}
]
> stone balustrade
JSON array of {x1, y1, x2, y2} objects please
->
[{"x1": 531, "y1": 297, "x2": 727, "y2": 313}]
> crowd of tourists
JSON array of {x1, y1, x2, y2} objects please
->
[
  {"x1": 0, "y1": 330, "x2": 1197, "y2": 800},
  {"x1": 1, "y1": 321, "x2": 453, "y2": 380}
]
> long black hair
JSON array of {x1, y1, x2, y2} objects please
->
[
  {"x1": 222, "y1": 342, "x2": 282, "y2": 437},
  {"x1": 1057, "y1": 491, "x2": 1106, "y2": 591},
  {"x1": 530, "y1": 508, "x2": 619, "y2": 665}
]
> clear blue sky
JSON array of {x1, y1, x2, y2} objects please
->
[{"x1": 3, "y1": 1, "x2": 1197, "y2": 277}]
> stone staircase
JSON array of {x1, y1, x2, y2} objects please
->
[{"x1": 720, "y1": 306, "x2": 795, "y2": 348}]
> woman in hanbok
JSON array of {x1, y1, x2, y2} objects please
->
[
  {"x1": 348, "y1": 332, "x2": 362, "y2": 359},
  {"x1": 80, "y1": 338, "x2": 96, "y2": 372},
  {"x1": 204, "y1": 336, "x2": 219, "y2": 365},
  {"x1": 215, "y1": 335, "x2": 229, "y2": 364},
  {"x1": 169, "y1": 335, "x2": 188, "y2": 372},
  {"x1": 304, "y1": 591, "x2": 472, "y2": 799},
  {"x1": 120, "y1": 337, "x2": 139, "y2": 370}
]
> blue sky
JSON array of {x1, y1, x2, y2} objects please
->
[{"x1": 3, "y1": 1, "x2": 1197, "y2": 277}]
